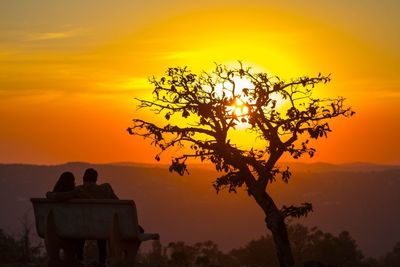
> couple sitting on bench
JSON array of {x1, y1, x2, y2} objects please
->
[{"x1": 45, "y1": 168, "x2": 147, "y2": 267}]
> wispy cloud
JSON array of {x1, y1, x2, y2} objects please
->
[
  {"x1": 375, "y1": 90, "x2": 400, "y2": 98},
  {"x1": 26, "y1": 28, "x2": 83, "y2": 41},
  {"x1": 155, "y1": 50, "x2": 194, "y2": 61},
  {"x1": 94, "y1": 77, "x2": 152, "y2": 95},
  {"x1": 98, "y1": 77, "x2": 150, "y2": 90}
]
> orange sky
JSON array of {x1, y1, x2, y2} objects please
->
[{"x1": 0, "y1": 1, "x2": 399, "y2": 165}]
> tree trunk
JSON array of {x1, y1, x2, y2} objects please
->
[
  {"x1": 265, "y1": 208, "x2": 294, "y2": 267},
  {"x1": 251, "y1": 189, "x2": 294, "y2": 267}
]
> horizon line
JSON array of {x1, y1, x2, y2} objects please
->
[{"x1": 1, "y1": 160, "x2": 399, "y2": 168}]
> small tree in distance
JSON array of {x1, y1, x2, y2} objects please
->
[{"x1": 128, "y1": 63, "x2": 354, "y2": 267}]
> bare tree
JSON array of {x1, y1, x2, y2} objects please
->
[
  {"x1": 128, "y1": 63, "x2": 354, "y2": 267},
  {"x1": 19, "y1": 211, "x2": 42, "y2": 263}
]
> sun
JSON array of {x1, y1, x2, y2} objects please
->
[
  {"x1": 216, "y1": 76, "x2": 286, "y2": 129},
  {"x1": 213, "y1": 77, "x2": 253, "y2": 128},
  {"x1": 232, "y1": 98, "x2": 249, "y2": 118}
]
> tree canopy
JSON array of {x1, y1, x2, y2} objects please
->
[{"x1": 129, "y1": 63, "x2": 353, "y2": 197}]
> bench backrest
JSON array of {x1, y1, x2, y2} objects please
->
[{"x1": 31, "y1": 198, "x2": 140, "y2": 240}]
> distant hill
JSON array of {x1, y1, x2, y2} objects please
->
[{"x1": 0, "y1": 162, "x2": 399, "y2": 257}]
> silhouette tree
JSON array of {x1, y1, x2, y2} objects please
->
[
  {"x1": 193, "y1": 240, "x2": 225, "y2": 266},
  {"x1": 230, "y1": 234, "x2": 277, "y2": 267},
  {"x1": 167, "y1": 241, "x2": 197, "y2": 267},
  {"x1": 383, "y1": 242, "x2": 400, "y2": 267},
  {"x1": 128, "y1": 63, "x2": 354, "y2": 267},
  {"x1": 290, "y1": 224, "x2": 363, "y2": 266},
  {"x1": 140, "y1": 240, "x2": 235, "y2": 267},
  {"x1": 230, "y1": 224, "x2": 364, "y2": 267},
  {"x1": 0, "y1": 228, "x2": 21, "y2": 263},
  {"x1": 0, "y1": 227, "x2": 42, "y2": 264},
  {"x1": 142, "y1": 240, "x2": 168, "y2": 266}
]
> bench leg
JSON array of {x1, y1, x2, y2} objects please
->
[
  {"x1": 45, "y1": 210, "x2": 79, "y2": 267},
  {"x1": 109, "y1": 214, "x2": 140, "y2": 267},
  {"x1": 45, "y1": 210, "x2": 62, "y2": 267}
]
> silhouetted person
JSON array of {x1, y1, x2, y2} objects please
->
[
  {"x1": 47, "y1": 171, "x2": 81, "y2": 266},
  {"x1": 48, "y1": 168, "x2": 117, "y2": 200},
  {"x1": 52, "y1": 171, "x2": 75, "y2": 192},
  {"x1": 47, "y1": 168, "x2": 117, "y2": 200},
  {"x1": 47, "y1": 168, "x2": 118, "y2": 266}
]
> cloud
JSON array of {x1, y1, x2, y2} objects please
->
[
  {"x1": 26, "y1": 28, "x2": 83, "y2": 41},
  {"x1": 376, "y1": 90, "x2": 400, "y2": 98},
  {"x1": 97, "y1": 77, "x2": 151, "y2": 92},
  {"x1": 155, "y1": 50, "x2": 194, "y2": 61}
]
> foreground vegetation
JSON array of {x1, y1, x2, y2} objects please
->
[
  {"x1": 137, "y1": 224, "x2": 399, "y2": 267},
  {"x1": 0, "y1": 227, "x2": 44, "y2": 266},
  {"x1": 1, "y1": 223, "x2": 399, "y2": 267}
]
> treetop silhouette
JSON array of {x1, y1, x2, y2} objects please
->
[{"x1": 128, "y1": 63, "x2": 354, "y2": 267}]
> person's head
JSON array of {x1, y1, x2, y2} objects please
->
[
  {"x1": 83, "y1": 168, "x2": 98, "y2": 184},
  {"x1": 53, "y1": 171, "x2": 75, "y2": 192}
]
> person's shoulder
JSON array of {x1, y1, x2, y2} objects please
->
[
  {"x1": 99, "y1": 183, "x2": 113, "y2": 189},
  {"x1": 98, "y1": 183, "x2": 115, "y2": 192},
  {"x1": 99, "y1": 183, "x2": 118, "y2": 199}
]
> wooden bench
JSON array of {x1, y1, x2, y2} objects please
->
[{"x1": 31, "y1": 198, "x2": 159, "y2": 267}]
